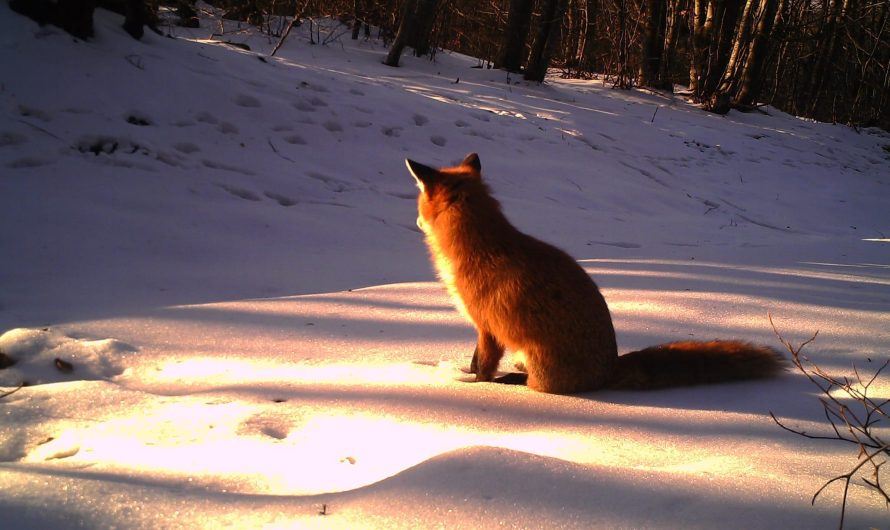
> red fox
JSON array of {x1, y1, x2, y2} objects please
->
[{"x1": 406, "y1": 153, "x2": 784, "y2": 394}]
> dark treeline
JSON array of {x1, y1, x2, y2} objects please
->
[{"x1": 12, "y1": 0, "x2": 888, "y2": 129}]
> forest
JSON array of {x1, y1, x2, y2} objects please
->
[{"x1": 12, "y1": 0, "x2": 889, "y2": 130}]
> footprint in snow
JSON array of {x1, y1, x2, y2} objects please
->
[
  {"x1": 297, "y1": 81, "x2": 329, "y2": 93},
  {"x1": 264, "y1": 191, "x2": 296, "y2": 206},
  {"x1": 18, "y1": 105, "x2": 51, "y2": 122},
  {"x1": 6, "y1": 157, "x2": 52, "y2": 169},
  {"x1": 173, "y1": 142, "x2": 200, "y2": 154},
  {"x1": 234, "y1": 94, "x2": 262, "y2": 108},
  {"x1": 218, "y1": 122, "x2": 239, "y2": 135},
  {"x1": 203, "y1": 159, "x2": 254, "y2": 176},
  {"x1": 412, "y1": 114, "x2": 429, "y2": 126},
  {"x1": 308, "y1": 96, "x2": 327, "y2": 108},
  {"x1": 382, "y1": 126, "x2": 403, "y2": 138},
  {"x1": 349, "y1": 88, "x2": 365, "y2": 96},
  {"x1": 430, "y1": 135, "x2": 447, "y2": 147},
  {"x1": 217, "y1": 183, "x2": 261, "y2": 201},
  {"x1": 195, "y1": 111, "x2": 219, "y2": 124},
  {"x1": 0, "y1": 132, "x2": 28, "y2": 147},
  {"x1": 27, "y1": 432, "x2": 80, "y2": 462},
  {"x1": 293, "y1": 100, "x2": 316, "y2": 112},
  {"x1": 283, "y1": 134, "x2": 306, "y2": 145},
  {"x1": 293, "y1": 96, "x2": 327, "y2": 112},
  {"x1": 125, "y1": 113, "x2": 153, "y2": 126},
  {"x1": 465, "y1": 129, "x2": 493, "y2": 141},
  {"x1": 323, "y1": 120, "x2": 343, "y2": 132}
]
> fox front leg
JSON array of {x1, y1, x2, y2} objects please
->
[
  {"x1": 473, "y1": 331, "x2": 505, "y2": 382},
  {"x1": 470, "y1": 345, "x2": 479, "y2": 374}
]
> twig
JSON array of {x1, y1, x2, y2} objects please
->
[
  {"x1": 16, "y1": 119, "x2": 63, "y2": 141},
  {"x1": 267, "y1": 138, "x2": 296, "y2": 163},
  {"x1": 768, "y1": 314, "x2": 889, "y2": 528},
  {"x1": 0, "y1": 383, "x2": 24, "y2": 399}
]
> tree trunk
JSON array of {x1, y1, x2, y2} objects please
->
[
  {"x1": 410, "y1": 0, "x2": 440, "y2": 57},
  {"x1": 657, "y1": 0, "x2": 683, "y2": 89},
  {"x1": 691, "y1": 0, "x2": 744, "y2": 111},
  {"x1": 525, "y1": 0, "x2": 569, "y2": 81},
  {"x1": 806, "y1": 0, "x2": 851, "y2": 116},
  {"x1": 579, "y1": 0, "x2": 599, "y2": 74},
  {"x1": 734, "y1": 0, "x2": 780, "y2": 107},
  {"x1": 352, "y1": 0, "x2": 366, "y2": 40},
  {"x1": 689, "y1": 0, "x2": 709, "y2": 94},
  {"x1": 122, "y1": 0, "x2": 150, "y2": 39},
  {"x1": 715, "y1": 0, "x2": 758, "y2": 96},
  {"x1": 11, "y1": 0, "x2": 96, "y2": 39},
  {"x1": 639, "y1": 0, "x2": 667, "y2": 88},
  {"x1": 384, "y1": 0, "x2": 440, "y2": 67},
  {"x1": 498, "y1": 0, "x2": 535, "y2": 72}
]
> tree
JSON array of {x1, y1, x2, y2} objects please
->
[
  {"x1": 639, "y1": 0, "x2": 669, "y2": 89},
  {"x1": 384, "y1": 0, "x2": 441, "y2": 67},
  {"x1": 525, "y1": 0, "x2": 569, "y2": 81},
  {"x1": 497, "y1": 0, "x2": 535, "y2": 73},
  {"x1": 10, "y1": 0, "x2": 96, "y2": 39},
  {"x1": 733, "y1": 0, "x2": 781, "y2": 107},
  {"x1": 122, "y1": 0, "x2": 152, "y2": 39},
  {"x1": 351, "y1": 0, "x2": 373, "y2": 40}
]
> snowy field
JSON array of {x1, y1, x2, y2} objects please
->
[{"x1": 1, "y1": 5, "x2": 889, "y2": 528}]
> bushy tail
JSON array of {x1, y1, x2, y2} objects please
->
[{"x1": 608, "y1": 340, "x2": 785, "y2": 390}]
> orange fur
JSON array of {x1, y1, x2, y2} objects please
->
[{"x1": 407, "y1": 153, "x2": 784, "y2": 394}]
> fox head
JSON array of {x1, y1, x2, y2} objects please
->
[{"x1": 405, "y1": 153, "x2": 483, "y2": 234}]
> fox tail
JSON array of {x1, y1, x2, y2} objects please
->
[{"x1": 608, "y1": 340, "x2": 785, "y2": 390}]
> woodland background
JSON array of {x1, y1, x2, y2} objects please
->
[{"x1": 10, "y1": 0, "x2": 890, "y2": 133}]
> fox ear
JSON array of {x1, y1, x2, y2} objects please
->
[
  {"x1": 461, "y1": 152, "x2": 481, "y2": 172},
  {"x1": 406, "y1": 158, "x2": 439, "y2": 194}
]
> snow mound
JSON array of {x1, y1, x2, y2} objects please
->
[{"x1": 0, "y1": 328, "x2": 137, "y2": 386}]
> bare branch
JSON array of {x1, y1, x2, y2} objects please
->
[{"x1": 769, "y1": 317, "x2": 888, "y2": 527}]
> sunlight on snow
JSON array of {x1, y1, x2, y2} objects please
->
[
  {"x1": 24, "y1": 407, "x2": 756, "y2": 496},
  {"x1": 153, "y1": 357, "x2": 461, "y2": 386}
]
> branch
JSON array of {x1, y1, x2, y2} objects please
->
[
  {"x1": 0, "y1": 384, "x2": 24, "y2": 399},
  {"x1": 768, "y1": 314, "x2": 889, "y2": 527}
]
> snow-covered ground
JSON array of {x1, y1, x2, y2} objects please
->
[{"x1": 1, "y1": 5, "x2": 889, "y2": 528}]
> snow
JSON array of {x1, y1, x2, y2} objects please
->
[{"x1": 1, "y1": 4, "x2": 889, "y2": 528}]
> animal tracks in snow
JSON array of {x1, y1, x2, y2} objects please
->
[
  {"x1": 264, "y1": 191, "x2": 297, "y2": 206},
  {"x1": 233, "y1": 93, "x2": 262, "y2": 108}
]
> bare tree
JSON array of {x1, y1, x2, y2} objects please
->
[
  {"x1": 526, "y1": 0, "x2": 570, "y2": 81},
  {"x1": 639, "y1": 0, "x2": 669, "y2": 88},
  {"x1": 498, "y1": 0, "x2": 535, "y2": 73},
  {"x1": 384, "y1": 0, "x2": 441, "y2": 67}
]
